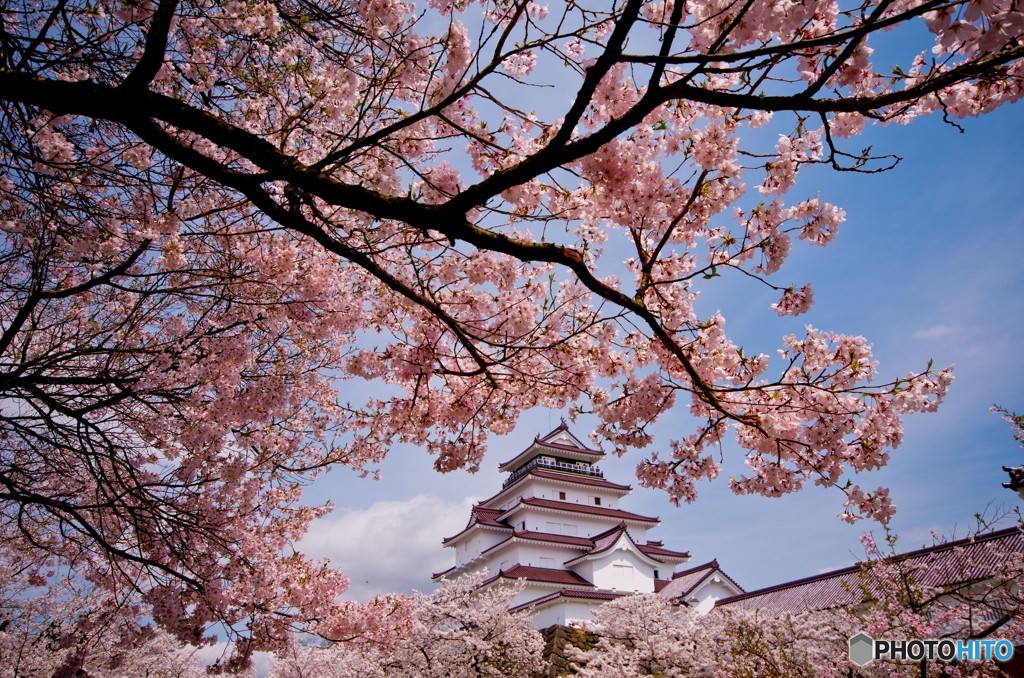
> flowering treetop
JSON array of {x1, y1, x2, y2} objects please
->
[{"x1": 0, "y1": 0, "x2": 1021, "y2": 655}]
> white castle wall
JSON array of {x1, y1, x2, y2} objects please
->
[
  {"x1": 575, "y1": 550, "x2": 655, "y2": 593},
  {"x1": 531, "y1": 600, "x2": 599, "y2": 628}
]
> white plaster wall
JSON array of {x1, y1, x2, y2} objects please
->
[
  {"x1": 589, "y1": 550, "x2": 656, "y2": 592},
  {"x1": 489, "y1": 477, "x2": 544, "y2": 510},
  {"x1": 531, "y1": 600, "x2": 603, "y2": 628},
  {"x1": 571, "y1": 560, "x2": 595, "y2": 585},
  {"x1": 530, "y1": 478, "x2": 622, "y2": 510},
  {"x1": 517, "y1": 543, "x2": 572, "y2": 568},
  {"x1": 690, "y1": 578, "x2": 742, "y2": 614},
  {"x1": 455, "y1": 529, "x2": 509, "y2": 566},
  {"x1": 504, "y1": 582, "x2": 562, "y2": 609},
  {"x1": 475, "y1": 539, "x2": 518, "y2": 571},
  {"x1": 481, "y1": 542, "x2": 539, "y2": 570},
  {"x1": 486, "y1": 476, "x2": 624, "y2": 510},
  {"x1": 513, "y1": 508, "x2": 648, "y2": 540},
  {"x1": 479, "y1": 541, "x2": 593, "y2": 574}
]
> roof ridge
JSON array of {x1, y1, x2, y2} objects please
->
[
  {"x1": 672, "y1": 559, "x2": 719, "y2": 579},
  {"x1": 886, "y1": 525, "x2": 1024, "y2": 563},
  {"x1": 589, "y1": 521, "x2": 629, "y2": 542},
  {"x1": 514, "y1": 496, "x2": 659, "y2": 522},
  {"x1": 720, "y1": 526, "x2": 1023, "y2": 606},
  {"x1": 719, "y1": 563, "x2": 862, "y2": 605},
  {"x1": 538, "y1": 419, "x2": 570, "y2": 440},
  {"x1": 479, "y1": 467, "x2": 632, "y2": 506}
]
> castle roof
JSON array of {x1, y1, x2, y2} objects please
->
[
  {"x1": 481, "y1": 530, "x2": 595, "y2": 555},
  {"x1": 565, "y1": 522, "x2": 667, "y2": 567},
  {"x1": 717, "y1": 526, "x2": 1024, "y2": 613},
  {"x1": 484, "y1": 564, "x2": 594, "y2": 588},
  {"x1": 506, "y1": 468, "x2": 631, "y2": 494},
  {"x1": 477, "y1": 523, "x2": 690, "y2": 568},
  {"x1": 441, "y1": 505, "x2": 512, "y2": 544},
  {"x1": 443, "y1": 491, "x2": 662, "y2": 545},
  {"x1": 478, "y1": 468, "x2": 631, "y2": 511},
  {"x1": 498, "y1": 422, "x2": 604, "y2": 473},
  {"x1": 509, "y1": 588, "x2": 628, "y2": 613},
  {"x1": 638, "y1": 542, "x2": 691, "y2": 560},
  {"x1": 657, "y1": 559, "x2": 745, "y2": 601},
  {"x1": 500, "y1": 497, "x2": 659, "y2": 524}
]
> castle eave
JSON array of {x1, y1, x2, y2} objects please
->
[
  {"x1": 508, "y1": 588, "x2": 628, "y2": 613},
  {"x1": 499, "y1": 497, "x2": 659, "y2": 525},
  {"x1": 441, "y1": 522, "x2": 511, "y2": 546}
]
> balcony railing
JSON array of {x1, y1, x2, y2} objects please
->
[{"x1": 503, "y1": 456, "x2": 603, "y2": 488}]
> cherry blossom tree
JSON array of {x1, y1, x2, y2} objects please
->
[
  {"x1": 0, "y1": 550, "x2": 211, "y2": 676},
  {"x1": 995, "y1": 406, "x2": 1024, "y2": 447},
  {"x1": 268, "y1": 572, "x2": 544, "y2": 678},
  {"x1": 567, "y1": 593, "x2": 860, "y2": 677},
  {"x1": 1, "y1": 0, "x2": 1022, "y2": 656},
  {"x1": 852, "y1": 524, "x2": 1024, "y2": 675},
  {"x1": 570, "y1": 535, "x2": 1024, "y2": 677},
  {"x1": 848, "y1": 410, "x2": 1024, "y2": 674}
]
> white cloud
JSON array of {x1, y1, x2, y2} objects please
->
[
  {"x1": 911, "y1": 324, "x2": 961, "y2": 340},
  {"x1": 299, "y1": 494, "x2": 478, "y2": 600}
]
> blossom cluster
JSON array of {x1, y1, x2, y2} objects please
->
[{"x1": 0, "y1": 0, "x2": 1020, "y2": 652}]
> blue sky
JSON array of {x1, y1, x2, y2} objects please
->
[{"x1": 300, "y1": 95, "x2": 1024, "y2": 601}]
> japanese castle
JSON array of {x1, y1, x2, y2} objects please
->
[{"x1": 432, "y1": 422, "x2": 743, "y2": 627}]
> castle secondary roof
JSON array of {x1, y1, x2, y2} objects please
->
[
  {"x1": 501, "y1": 497, "x2": 660, "y2": 524},
  {"x1": 441, "y1": 505, "x2": 512, "y2": 544},
  {"x1": 478, "y1": 468, "x2": 632, "y2": 510},
  {"x1": 478, "y1": 527, "x2": 688, "y2": 565},
  {"x1": 484, "y1": 564, "x2": 595, "y2": 588},
  {"x1": 657, "y1": 559, "x2": 744, "y2": 601},
  {"x1": 564, "y1": 522, "x2": 668, "y2": 567},
  {"x1": 718, "y1": 526, "x2": 1024, "y2": 613},
  {"x1": 497, "y1": 423, "x2": 604, "y2": 472},
  {"x1": 509, "y1": 588, "x2": 628, "y2": 613},
  {"x1": 510, "y1": 468, "x2": 631, "y2": 492}
]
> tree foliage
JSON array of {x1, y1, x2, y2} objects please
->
[
  {"x1": 566, "y1": 593, "x2": 860, "y2": 677},
  {"x1": 0, "y1": 550, "x2": 211, "y2": 676},
  {"x1": 0, "y1": 0, "x2": 1022, "y2": 651},
  {"x1": 568, "y1": 528, "x2": 1024, "y2": 677},
  {"x1": 268, "y1": 572, "x2": 544, "y2": 677}
]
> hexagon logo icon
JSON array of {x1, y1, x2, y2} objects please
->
[{"x1": 849, "y1": 632, "x2": 875, "y2": 666}]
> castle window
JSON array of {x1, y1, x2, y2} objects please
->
[
  {"x1": 594, "y1": 497, "x2": 602, "y2": 506},
  {"x1": 558, "y1": 491, "x2": 566, "y2": 500}
]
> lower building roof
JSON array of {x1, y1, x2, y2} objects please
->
[
  {"x1": 718, "y1": 526, "x2": 1024, "y2": 613},
  {"x1": 657, "y1": 559, "x2": 744, "y2": 601},
  {"x1": 509, "y1": 588, "x2": 628, "y2": 613}
]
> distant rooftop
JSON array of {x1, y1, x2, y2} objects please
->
[{"x1": 718, "y1": 526, "x2": 1024, "y2": 613}]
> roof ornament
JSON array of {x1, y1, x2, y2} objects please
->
[{"x1": 1003, "y1": 465, "x2": 1024, "y2": 499}]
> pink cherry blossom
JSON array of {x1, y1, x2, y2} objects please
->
[{"x1": 0, "y1": 0, "x2": 1020, "y2": 653}]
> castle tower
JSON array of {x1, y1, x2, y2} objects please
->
[{"x1": 432, "y1": 422, "x2": 698, "y2": 627}]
